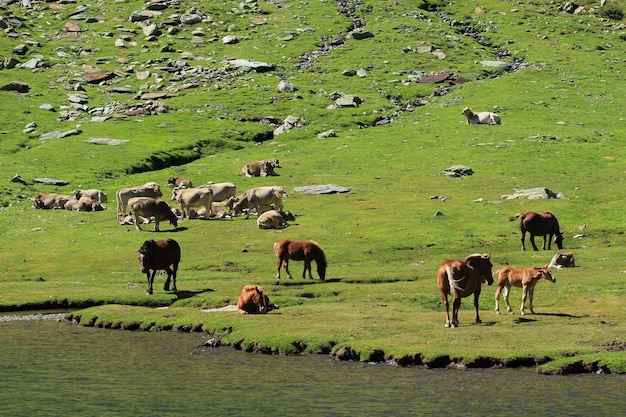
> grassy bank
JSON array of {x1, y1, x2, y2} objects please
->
[{"x1": 1, "y1": 0, "x2": 625, "y2": 374}]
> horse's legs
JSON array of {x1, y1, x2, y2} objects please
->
[
  {"x1": 146, "y1": 271, "x2": 155, "y2": 295},
  {"x1": 521, "y1": 230, "x2": 527, "y2": 251},
  {"x1": 495, "y1": 285, "x2": 503, "y2": 315},
  {"x1": 451, "y1": 297, "x2": 461, "y2": 327},
  {"x1": 303, "y1": 259, "x2": 312, "y2": 279},
  {"x1": 163, "y1": 268, "x2": 173, "y2": 291},
  {"x1": 283, "y1": 259, "x2": 293, "y2": 279},
  {"x1": 441, "y1": 292, "x2": 452, "y2": 327},
  {"x1": 529, "y1": 234, "x2": 539, "y2": 251},
  {"x1": 154, "y1": 217, "x2": 160, "y2": 232},
  {"x1": 473, "y1": 292, "x2": 482, "y2": 324},
  {"x1": 504, "y1": 283, "x2": 514, "y2": 314},
  {"x1": 527, "y1": 287, "x2": 535, "y2": 314},
  {"x1": 544, "y1": 234, "x2": 552, "y2": 250},
  {"x1": 276, "y1": 258, "x2": 282, "y2": 279},
  {"x1": 520, "y1": 285, "x2": 529, "y2": 315}
]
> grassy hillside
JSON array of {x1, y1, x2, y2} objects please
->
[{"x1": 1, "y1": 0, "x2": 625, "y2": 373}]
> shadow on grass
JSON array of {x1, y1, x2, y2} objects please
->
[{"x1": 171, "y1": 288, "x2": 216, "y2": 300}]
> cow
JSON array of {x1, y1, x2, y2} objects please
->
[
  {"x1": 116, "y1": 182, "x2": 162, "y2": 215},
  {"x1": 71, "y1": 189, "x2": 107, "y2": 203},
  {"x1": 548, "y1": 252, "x2": 576, "y2": 269},
  {"x1": 197, "y1": 182, "x2": 237, "y2": 203},
  {"x1": 119, "y1": 213, "x2": 149, "y2": 225},
  {"x1": 461, "y1": 107, "x2": 501, "y2": 125},
  {"x1": 495, "y1": 265, "x2": 556, "y2": 315},
  {"x1": 241, "y1": 159, "x2": 281, "y2": 177},
  {"x1": 64, "y1": 197, "x2": 104, "y2": 211},
  {"x1": 171, "y1": 187, "x2": 213, "y2": 219},
  {"x1": 232, "y1": 186, "x2": 285, "y2": 218},
  {"x1": 128, "y1": 197, "x2": 178, "y2": 232},
  {"x1": 31, "y1": 193, "x2": 71, "y2": 209},
  {"x1": 257, "y1": 210, "x2": 295, "y2": 229},
  {"x1": 167, "y1": 176, "x2": 192, "y2": 189}
]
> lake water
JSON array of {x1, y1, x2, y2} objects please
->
[{"x1": 0, "y1": 319, "x2": 624, "y2": 416}]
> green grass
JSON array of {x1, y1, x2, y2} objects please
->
[{"x1": 0, "y1": 0, "x2": 625, "y2": 373}]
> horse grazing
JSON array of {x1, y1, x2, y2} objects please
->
[
  {"x1": 437, "y1": 254, "x2": 493, "y2": 328},
  {"x1": 518, "y1": 211, "x2": 563, "y2": 251},
  {"x1": 237, "y1": 285, "x2": 278, "y2": 314},
  {"x1": 274, "y1": 239, "x2": 327, "y2": 281},
  {"x1": 137, "y1": 238, "x2": 181, "y2": 295},
  {"x1": 495, "y1": 265, "x2": 555, "y2": 315}
]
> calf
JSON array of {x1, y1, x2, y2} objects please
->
[
  {"x1": 128, "y1": 197, "x2": 178, "y2": 232},
  {"x1": 171, "y1": 187, "x2": 213, "y2": 219},
  {"x1": 71, "y1": 189, "x2": 107, "y2": 203},
  {"x1": 461, "y1": 107, "x2": 501, "y2": 125},
  {"x1": 241, "y1": 159, "x2": 281, "y2": 177},
  {"x1": 167, "y1": 176, "x2": 192, "y2": 189},
  {"x1": 257, "y1": 210, "x2": 295, "y2": 229}
]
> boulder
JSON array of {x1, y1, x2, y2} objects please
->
[{"x1": 441, "y1": 165, "x2": 473, "y2": 177}]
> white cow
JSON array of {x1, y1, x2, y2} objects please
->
[
  {"x1": 461, "y1": 107, "x2": 501, "y2": 125},
  {"x1": 116, "y1": 182, "x2": 162, "y2": 215},
  {"x1": 257, "y1": 210, "x2": 295, "y2": 229},
  {"x1": 171, "y1": 187, "x2": 213, "y2": 219},
  {"x1": 233, "y1": 186, "x2": 285, "y2": 218}
]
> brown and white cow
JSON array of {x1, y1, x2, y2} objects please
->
[
  {"x1": 461, "y1": 107, "x2": 501, "y2": 125},
  {"x1": 32, "y1": 193, "x2": 72, "y2": 209},
  {"x1": 257, "y1": 210, "x2": 295, "y2": 229},
  {"x1": 171, "y1": 187, "x2": 213, "y2": 219},
  {"x1": 128, "y1": 197, "x2": 178, "y2": 232},
  {"x1": 116, "y1": 182, "x2": 162, "y2": 215},
  {"x1": 167, "y1": 176, "x2": 192, "y2": 189},
  {"x1": 71, "y1": 189, "x2": 107, "y2": 203},
  {"x1": 241, "y1": 159, "x2": 281, "y2": 177},
  {"x1": 198, "y1": 182, "x2": 237, "y2": 203},
  {"x1": 232, "y1": 186, "x2": 285, "y2": 218},
  {"x1": 64, "y1": 196, "x2": 104, "y2": 211}
]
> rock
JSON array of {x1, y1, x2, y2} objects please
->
[
  {"x1": 317, "y1": 129, "x2": 336, "y2": 139},
  {"x1": 502, "y1": 187, "x2": 559, "y2": 200},
  {"x1": 222, "y1": 35, "x2": 240, "y2": 44},
  {"x1": 34, "y1": 178, "x2": 69, "y2": 186},
  {"x1": 349, "y1": 28, "x2": 374, "y2": 40},
  {"x1": 293, "y1": 184, "x2": 351, "y2": 194},
  {"x1": 480, "y1": 60, "x2": 511, "y2": 68},
  {"x1": 83, "y1": 72, "x2": 115, "y2": 84},
  {"x1": 39, "y1": 129, "x2": 82, "y2": 140},
  {"x1": 13, "y1": 44, "x2": 28, "y2": 55},
  {"x1": 85, "y1": 138, "x2": 129, "y2": 146},
  {"x1": 1, "y1": 81, "x2": 30, "y2": 93},
  {"x1": 333, "y1": 93, "x2": 363, "y2": 107},
  {"x1": 11, "y1": 174, "x2": 28, "y2": 185},
  {"x1": 225, "y1": 59, "x2": 275, "y2": 72},
  {"x1": 277, "y1": 79, "x2": 298, "y2": 93},
  {"x1": 39, "y1": 103, "x2": 56, "y2": 112},
  {"x1": 441, "y1": 165, "x2": 474, "y2": 177}
]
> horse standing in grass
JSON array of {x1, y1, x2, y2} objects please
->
[
  {"x1": 518, "y1": 211, "x2": 563, "y2": 251},
  {"x1": 237, "y1": 285, "x2": 278, "y2": 314},
  {"x1": 274, "y1": 239, "x2": 327, "y2": 281},
  {"x1": 437, "y1": 254, "x2": 493, "y2": 328},
  {"x1": 137, "y1": 238, "x2": 180, "y2": 295},
  {"x1": 495, "y1": 265, "x2": 555, "y2": 315}
]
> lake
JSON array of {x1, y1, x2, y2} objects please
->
[{"x1": 0, "y1": 318, "x2": 624, "y2": 416}]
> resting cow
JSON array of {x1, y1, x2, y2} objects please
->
[
  {"x1": 171, "y1": 187, "x2": 213, "y2": 219},
  {"x1": 116, "y1": 182, "x2": 162, "y2": 215},
  {"x1": 64, "y1": 197, "x2": 104, "y2": 211},
  {"x1": 237, "y1": 285, "x2": 278, "y2": 314},
  {"x1": 167, "y1": 176, "x2": 192, "y2": 189},
  {"x1": 128, "y1": 197, "x2": 178, "y2": 232},
  {"x1": 241, "y1": 159, "x2": 281, "y2": 177},
  {"x1": 232, "y1": 186, "x2": 285, "y2": 218},
  {"x1": 71, "y1": 189, "x2": 107, "y2": 203},
  {"x1": 31, "y1": 193, "x2": 71, "y2": 209},
  {"x1": 257, "y1": 210, "x2": 295, "y2": 229},
  {"x1": 461, "y1": 107, "x2": 501, "y2": 125}
]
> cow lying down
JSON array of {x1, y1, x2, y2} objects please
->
[
  {"x1": 257, "y1": 210, "x2": 295, "y2": 229},
  {"x1": 461, "y1": 107, "x2": 501, "y2": 125}
]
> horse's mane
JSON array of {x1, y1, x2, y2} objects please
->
[{"x1": 242, "y1": 285, "x2": 264, "y2": 293}]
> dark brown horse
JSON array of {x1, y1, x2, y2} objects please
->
[
  {"x1": 274, "y1": 239, "x2": 327, "y2": 281},
  {"x1": 137, "y1": 238, "x2": 181, "y2": 295},
  {"x1": 437, "y1": 254, "x2": 493, "y2": 328},
  {"x1": 518, "y1": 211, "x2": 563, "y2": 251},
  {"x1": 237, "y1": 285, "x2": 279, "y2": 314}
]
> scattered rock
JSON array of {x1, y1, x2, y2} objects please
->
[
  {"x1": 11, "y1": 174, "x2": 28, "y2": 185},
  {"x1": 502, "y1": 187, "x2": 560, "y2": 200},
  {"x1": 1, "y1": 81, "x2": 30, "y2": 93},
  {"x1": 277, "y1": 79, "x2": 298, "y2": 93},
  {"x1": 34, "y1": 178, "x2": 69, "y2": 186},
  {"x1": 293, "y1": 184, "x2": 351, "y2": 194},
  {"x1": 39, "y1": 129, "x2": 82, "y2": 140},
  {"x1": 317, "y1": 129, "x2": 336, "y2": 139},
  {"x1": 86, "y1": 138, "x2": 129, "y2": 146},
  {"x1": 441, "y1": 165, "x2": 474, "y2": 177}
]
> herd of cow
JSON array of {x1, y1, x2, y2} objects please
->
[{"x1": 30, "y1": 154, "x2": 570, "y2": 322}]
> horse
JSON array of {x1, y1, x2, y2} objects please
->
[
  {"x1": 517, "y1": 211, "x2": 563, "y2": 251},
  {"x1": 237, "y1": 285, "x2": 278, "y2": 314},
  {"x1": 495, "y1": 265, "x2": 556, "y2": 315},
  {"x1": 437, "y1": 253, "x2": 493, "y2": 328},
  {"x1": 274, "y1": 239, "x2": 327, "y2": 281},
  {"x1": 137, "y1": 238, "x2": 181, "y2": 295}
]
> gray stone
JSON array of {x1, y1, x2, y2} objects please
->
[
  {"x1": 85, "y1": 138, "x2": 129, "y2": 146},
  {"x1": 293, "y1": 184, "x2": 352, "y2": 194},
  {"x1": 34, "y1": 178, "x2": 69, "y2": 186},
  {"x1": 441, "y1": 165, "x2": 473, "y2": 177}
]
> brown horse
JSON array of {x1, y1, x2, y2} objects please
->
[
  {"x1": 518, "y1": 211, "x2": 563, "y2": 251},
  {"x1": 137, "y1": 238, "x2": 181, "y2": 295},
  {"x1": 237, "y1": 285, "x2": 279, "y2": 314},
  {"x1": 495, "y1": 265, "x2": 555, "y2": 315},
  {"x1": 437, "y1": 254, "x2": 493, "y2": 328},
  {"x1": 274, "y1": 239, "x2": 327, "y2": 281}
]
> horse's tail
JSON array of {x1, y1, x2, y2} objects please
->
[{"x1": 446, "y1": 265, "x2": 463, "y2": 297}]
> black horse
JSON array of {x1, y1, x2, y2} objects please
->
[
  {"x1": 518, "y1": 212, "x2": 564, "y2": 251},
  {"x1": 137, "y1": 239, "x2": 181, "y2": 294}
]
